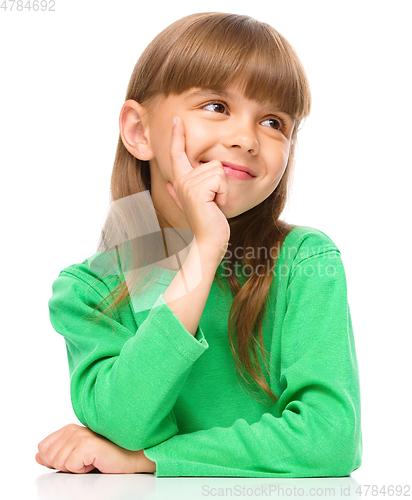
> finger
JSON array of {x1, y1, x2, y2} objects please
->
[
  {"x1": 65, "y1": 444, "x2": 98, "y2": 474},
  {"x1": 169, "y1": 116, "x2": 193, "y2": 179},
  {"x1": 37, "y1": 424, "x2": 78, "y2": 454},
  {"x1": 44, "y1": 425, "x2": 93, "y2": 473},
  {"x1": 167, "y1": 161, "x2": 228, "y2": 210},
  {"x1": 38, "y1": 437, "x2": 69, "y2": 471},
  {"x1": 51, "y1": 442, "x2": 78, "y2": 473},
  {"x1": 37, "y1": 440, "x2": 57, "y2": 469},
  {"x1": 37, "y1": 425, "x2": 76, "y2": 470},
  {"x1": 37, "y1": 426, "x2": 67, "y2": 452},
  {"x1": 186, "y1": 169, "x2": 229, "y2": 206},
  {"x1": 36, "y1": 449, "x2": 56, "y2": 470}
]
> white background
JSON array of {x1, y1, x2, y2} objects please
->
[{"x1": 1, "y1": 0, "x2": 411, "y2": 498}]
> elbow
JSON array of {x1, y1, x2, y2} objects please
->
[
  {"x1": 320, "y1": 426, "x2": 363, "y2": 477},
  {"x1": 315, "y1": 397, "x2": 363, "y2": 477}
]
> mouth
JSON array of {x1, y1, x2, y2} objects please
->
[{"x1": 200, "y1": 161, "x2": 256, "y2": 179}]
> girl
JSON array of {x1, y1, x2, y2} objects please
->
[{"x1": 35, "y1": 12, "x2": 362, "y2": 477}]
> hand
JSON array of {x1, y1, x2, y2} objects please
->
[
  {"x1": 35, "y1": 423, "x2": 156, "y2": 474},
  {"x1": 166, "y1": 116, "x2": 230, "y2": 255}
]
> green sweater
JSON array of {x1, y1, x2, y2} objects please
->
[{"x1": 48, "y1": 225, "x2": 362, "y2": 477}]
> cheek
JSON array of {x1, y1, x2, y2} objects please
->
[
  {"x1": 151, "y1": 121, "x2": 174, "y2": 164},
  {"x1": 269, "y1": 146, "x2": 290, "y2": 173},
  {"x1": 183, "y1": 120, "x2": 212, "y2": 158},
  {"x1": 259, "y1": 148, "x2": 290, "y2": 192}
]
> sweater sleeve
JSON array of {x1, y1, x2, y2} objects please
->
[
  {"x1": 48, "y1": 271, "x2": 209, "y2": 451},
  {"x1": 142, "y1": 251, "x2": 363, "y2": 477}
]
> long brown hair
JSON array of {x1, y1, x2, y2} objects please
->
[{"x1": 90, "y1": 12, "x2": 311, "y2": 406}]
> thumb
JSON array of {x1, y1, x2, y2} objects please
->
[
  {"x1": 73, "y1": 464, "x2": 98, "y2": 474},
  {"x1": 166, "y1": 181, "x2": 184, "y2": 212},
  {"x1": 214, "y1": 192, "x2": 227, "y2": 207}
]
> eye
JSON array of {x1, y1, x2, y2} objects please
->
[
  {"x1": 202, "y1": 101, "x2": 228, "y2": 114},
  {"x1": 261, "y1": 117, "x2": 286, "y2": 131}
]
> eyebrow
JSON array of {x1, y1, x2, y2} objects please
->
[{"x1": 184, "y1": 88, "x2": 295, "y2": 121}]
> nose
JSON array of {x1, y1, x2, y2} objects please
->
[{"x1": 222, "y1": 119, "x2": 259, "y2": 155}]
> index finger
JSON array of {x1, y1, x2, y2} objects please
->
[{"x1": 169, "y1": 116, "x2": 193, "y2": 178}]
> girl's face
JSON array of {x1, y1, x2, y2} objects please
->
[{"x1": 122, "y1": 81, "x2": 295, "y2": 229}]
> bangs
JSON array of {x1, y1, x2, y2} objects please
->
[{"x1": 139, "y1": 13, "x2": 311, "y2": 123}]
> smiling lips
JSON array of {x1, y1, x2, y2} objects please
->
[{"x1": 200, "y1": 161, "x2": 256, "y2": 180}]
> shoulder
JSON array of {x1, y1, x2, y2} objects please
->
[
  {"x1": 281, "y1": 224, "x2": 341, "y2": 264},
  {"x1": 48, "y1": 249, "x2": 137, "y2": 341},
  {"x1": 274, "y1": 224, "x2": 346, "y2": 285},
  {"x1": 50, "y1": 248, "x2": 124, "y2": 304}
]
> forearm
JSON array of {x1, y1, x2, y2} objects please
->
[{"x1": 163, "y1": 240, "x2": 222, "y2": 336}]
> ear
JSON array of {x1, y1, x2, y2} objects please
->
[{"x1": 119, "y1": 99, "x2": 154, "y2": 160}]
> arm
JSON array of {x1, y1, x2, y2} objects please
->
[
  {"x1": 142, "y1": 251, "x2": 363, "y2": 477},
  {"x1": 48, "y1": 242, "x2": 220, "y2": 452},
  {"x1": 163, "y1": 239, "x2": 223, "y2": 336}
]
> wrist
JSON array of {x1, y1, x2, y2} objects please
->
[
  {"x1": 194, "y1": 238, "x2": 228, "y2": 264},
  {"x1": 132, "y1": 449, "x2": 156, "y2": 473}
]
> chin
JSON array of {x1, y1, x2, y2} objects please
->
[
  {"x1": 219, "y1": 204, "x2": 243, "y2": 219},
  {"x1": 220, "y1": 199, "x2": 260, "y2": 219}
]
